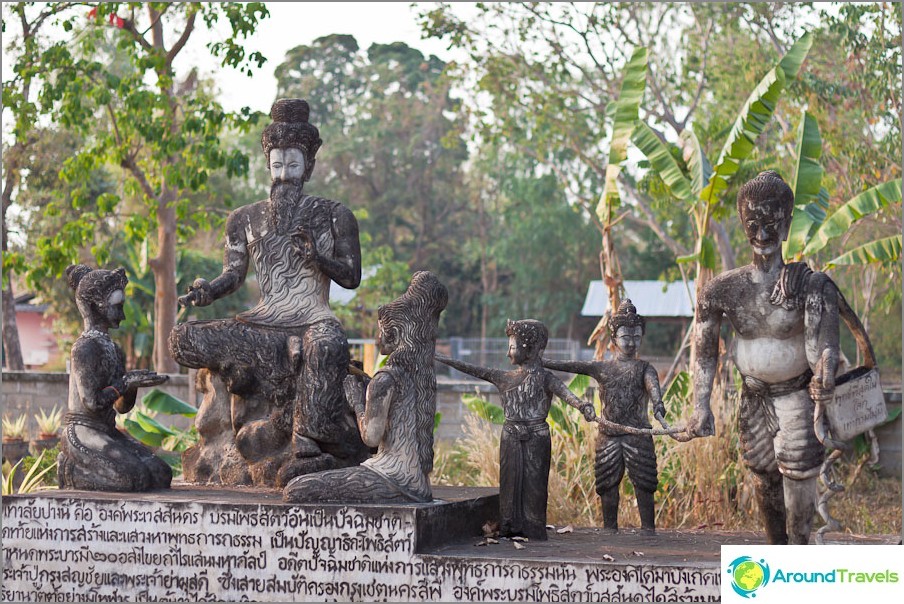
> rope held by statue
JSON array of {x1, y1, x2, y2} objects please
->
[{"x1": 591, "y1": 413, "x2": 691, "y2": 440}]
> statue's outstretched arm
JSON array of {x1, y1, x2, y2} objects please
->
[
  {"x1": 547, "y1": 373, "x2": 596, "y2": 422},
  {"x1": 542, "y1": 358, "x2": 595, "y2": 375},
  {"x1": 435, "y1": 353, "x2": 504, "y2": 386}
]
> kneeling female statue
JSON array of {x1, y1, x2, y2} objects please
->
[{"x1": 58, "y1": 264, "x2": 171, "y2": 492}]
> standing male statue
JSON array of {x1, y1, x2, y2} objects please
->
[
  {"x1": 688, "y1": 170, "x2": 849, "y2": 544},
  {"x1": 170, "y1": 98, "x2": 368, "y2": 487}
]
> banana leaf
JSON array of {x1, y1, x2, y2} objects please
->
[
  {"x1": 825, "y1": 235, "x2": 902, "y2": 268},
  {"x1": 803, "y1": 179, "x2": 902, "y2": 255},
  {"x1": 679, "y1": 128, "x2": 712, "y2": 196},
  {"x1": 462, "y1": 393, "x2": 505, "y2": 425},
  {"x1": 597, "y1": 46, "x2": 648, "y2": 222},
  {"x1": 124, "y1": 418, "x2": 165, "y2": 447},
  {"x1": 785, "y1": 110, "x2": 825, "y2": 258},
  {"x1": 141, "y1": 388, "x2": 198, "y2": 417},
  {"x1": 631, "y1": 122, "x2": 695, "y2": 202},
  {"x1": 699, "y1": 66, "x2": 785, "y2": 205}
]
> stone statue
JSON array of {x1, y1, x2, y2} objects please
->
[
  {"x1": 544, "y1": 299, "x2": 667, "y2": 535},
  {"x1": 437, "y1": 319, "x2": 597, "y2": 541},
  {"x1": 170, "y1": 98, "x2": 369, "y2": 487},
  {"x1": 688, "y1": 170, "x2": 865, "y2": 544},
  {"x1": 58, "y1": 264, "x2": 171, "y2": 492},
  {"x1": 284, "y1": 272, "x2": 448, "y2": 503}
]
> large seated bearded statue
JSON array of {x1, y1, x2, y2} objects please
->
[{"x1": 169, "y1": 99, "x2": 370, "y2": 487}]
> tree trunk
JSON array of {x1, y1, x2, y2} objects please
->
[
  {"x1": 151, "y1": 194, "x2": 178, "y2": 373},
  {"x1": 2, "y1": 278, "x2": 25, "y2": 370},
  {"x1": 590, "y1": 228, "x2": 623, "y2": 360}
]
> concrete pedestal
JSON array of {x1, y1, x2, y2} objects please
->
[{"x1": 3, "y1": 485, "x2": 894, "y2": 602}]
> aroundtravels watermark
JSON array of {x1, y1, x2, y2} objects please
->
[{"x1": 722, "y1": 545, "x2": 902, "y2": 602}]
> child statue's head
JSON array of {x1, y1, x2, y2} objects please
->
[
  {"x1": 505, "y1": 319, "x2": 549, "y2": 365},
  {"x1": 608, "y1": 299, "x2": 645, "y2": 359}
]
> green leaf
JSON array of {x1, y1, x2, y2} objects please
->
[
  {"x1": 699, "y1": 235, "x2": 717, "y2": 271},
  {"x1": 462, "y1": 393, "x2": 505, "y2": 424},
  {"x1": 567, "y1": 372, "x2": 591, "y2": 398},
  {"x1": 124, "y1": 419, "x2": 165, "y2": 447},
  {"x1": 699, "y1": 66, "x2": 786, "y2": 205},
  {"x1": 785, "y1": 110, "x2": 824, "y2": 258},
  {"x1": 679, "y1": 128, "x2": 712, "y2": 196},
  {"x1": 664, "y1": 370, "x2": 691, "y2": 411},
  {"x1": 141, "y1": 389, "x2": 198, "y2": 417},
  {"x1": 778, "y1": 31, "x2": 814, "y2": 80},
  {"x1": 701, "y1": 32, "x2": 811, "y2": 205},
  {"x1": 433, "y1": 412, "x2": 442, "y2": 434},
  {"x1": 825, "y1": 235, "x2": 902, "y2": 268},
  {"x1": 547, "y1": 398, "x2": 582, "y2": 437},
  {"x1": 134, "y1": 411, "x2": 178, "y2": 437},
  {"x1": 631, "y1": 122, "x2": 695, "y2": 202},
  {"x1": 803, "y1": 179, "x2": 902, "y2": 255},
  {"x1": 597, "y1": 46, "x2": 648, "y2": 223}
]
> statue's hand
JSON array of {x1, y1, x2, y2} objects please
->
[
  {"x1": 292, "y1": 229, "x2": 318, "y2": 267},
  {"x1": 687, "y1": 407, "x2": 715, "y2": 438},
  {"x1": 809, "y1": 349, "x2": 836, "y2": 405},
  {"x1": 124, "y1": 369, "x2": 169, "y2": 392},
  {"x1": 580, "y1": 404, "x2": 597, "y2": 423},
  {"x1": 179, "y1": 278, "x2": 213, "y2": 307},
  {"x1": 653, "y1": 401, "x2": 669, "y2": 429}
]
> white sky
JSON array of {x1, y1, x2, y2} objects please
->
[{"x1": 179, "y1": 2, "x2": 467, "y2": 114}]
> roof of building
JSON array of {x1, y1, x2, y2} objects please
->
[{"x1": 581, "y1": 280, "x2": 696, "y2": 318}]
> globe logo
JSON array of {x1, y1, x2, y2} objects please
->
[{"x1": 726, "y1": 556, "x2": 771, "y2": 598}]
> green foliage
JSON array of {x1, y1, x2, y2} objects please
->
[
  {"x1": 461, "y1": 393, "x2": 505, "y2": 425},
  {"x1": 826, "y1": 236, "x2": 902, "y2": 269},
  {"x1": 598, "y1": 46, "x2": 648, "y2": 220},
  {"x1": 2, "y1": 449, "x2": 58, "y2": 495},
  {"x1": 141, "y1": 389, "x2": 198, "y2": 417},
  {"x1": 804, "y1": 179, "x2": 903, "y2": 257},
  {"x1": 122, "y1": 391, "x2": 199, "y2": 475}
]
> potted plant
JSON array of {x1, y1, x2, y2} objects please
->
[
  {"x1": 2, "y1": 414, "x2": 30, "y2": 467},
  {"x1": 32, "y1": 406, "x2": 63, "y2": 454}
]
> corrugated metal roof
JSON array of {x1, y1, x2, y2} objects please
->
[{"x1": 581, "y1": 280, "x2": 696, "y2": 317}]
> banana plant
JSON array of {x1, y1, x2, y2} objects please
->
[
  {"x1": 589, "y1": 46, "x2": 648, "y2": 358},
  {"x1": 783, "y1": 108, "x2": 901, "y2": 268},
  {"x1": 631, "y1": 32, "x2": 814, "y2": 288}
]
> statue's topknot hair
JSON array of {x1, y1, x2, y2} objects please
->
[
  {"x1": 270, "y1": 98, "x2": 310, "y2": 123},
  {"x1": 261, "y1": 98, "x2": 322, "y2": 180},
  {"x1": 609, "y1": 298, "x2": 646, "y2": 336}
]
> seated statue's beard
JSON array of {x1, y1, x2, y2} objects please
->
[{"x1": 269, "y1": 178, "x2": 305, "y2": 236}]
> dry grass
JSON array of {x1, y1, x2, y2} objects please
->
[{"x1": 433, "y1": 383, "x2": 902, "y2": 536}]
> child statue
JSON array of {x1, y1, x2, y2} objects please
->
[
  {"x1": 284, "y1": 272, "x2": 448, "y2": 503},
  {"x1": 543, "y1": 300, "x2": 667, "y2": 534},
  {"x1": 58, "y1": 264, "x2": 171, "y2": 492},
  {"x1": 436, "y1": 319, "x2": 597, "y2": 541}
]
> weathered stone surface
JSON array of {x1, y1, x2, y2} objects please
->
[
  {"x1": 285, "y1": 272, "x2": 448, "y2": 504},
  {"x1": 544, "y1": 299, "x2": 672, "y2": 535},
  {"x1": 689, "y1": 170, "x2": 880, "y2": 545},
  {"x1": 170, "y1": 99, "x2": 368, "y2": 487},
  {"x1": 437, "y1": 320, "x2": 597, "y2": 542},
  {"x1": 58, "y1": 264, "x2": 171, "y2": 493},
  {"x1": 1, "y1": 486, "x2": 725, "y2": 602}
]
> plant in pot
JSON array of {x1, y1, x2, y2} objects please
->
[
  {"x1": 32, "y1": 406, "x2": 63, "y2": 454},
  {"x1": 2, "y1": 414, "x2": 30, "y2": 467}
]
